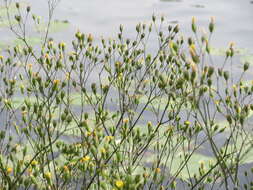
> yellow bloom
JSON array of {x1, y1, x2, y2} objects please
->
[
  {"x1": 27, "y1": 63, "x2": 33, "y2": 68},
  {"x1": 45, "y1": 172, "x2": 51, "y2": 179},
  {"x1": 0, "y1": 55, "x2": 3, "y2": 60},
  {"x1": 7, "y1": 167, "x2": 12, "y2": 174},
  {"x1": 190, "y1": 44, "x2": 196, "y2": 51},
  {"x1": 53, "y1": 79, "x2": 60, "y2": 85},
  {"x1": 65, "y1": 72, "x2": 70, "y2": 80},
  {"x1": 59, "y1": 42, "x2": 66, "y2": 49},
  {"x1": 81, "y1": 156, "x2": 90, "y2": 162},
  {"x1": 115, "y1": 180, "x2": 124, "y2": 188},
  {"x1": 100, "y1": 148, "x2": 106, "y2": 154},
  {"x1": 86, "y1": 131, "x2": 92, "y2": 136},
  {"x1": 123, "y1": 118, "x2": 129, "y2": 124},
  {"x1": 48, "y1": 40, "x2": 54, "y2": 46},
  {"x1": 155, "y1": 168, "x2": 161, "y2": 173},
  {"x1": 184, "y1": 121, "x2": 191, "y2": 126},
  {"x1": 63, "y1": 165, "x2": 69, "y2": 172},
  {"x1": 44, "y1": 53, "x2": 50, "y2": 59},
  {"x1": 105, "y1": 136, "x2": 114, "y2": 142},
  {"x1": 31, "y1": 160, "x2": 38, "y2": 166}
]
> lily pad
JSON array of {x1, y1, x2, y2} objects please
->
[
  {"x1": 240, "y1": 54, "x2": 253, "y2": 65},
  {"x1": 0, "y1": 2, "x2": 20, "y2": 17},
  {"x1": 36, "y1": 19, "x2": 70, "y2": 33},
  {"x1": 13, "y1": 36, "x2": 42, "y2": 47},
  {"x1": 145, "y1": 151, "x2": 215, "y2": 180},
  {"x1": 0, "y1": 41, "x2": 7, "y2": 49},
  {"x1": 210, "y1": 47, "x2": 250, "y2": 56},
  {"x1": 0, "y1": 19, "x2": 17, "y2": 27},
  {"x1": 0, "y1": 2, "x2": 27, "y2": 27}
]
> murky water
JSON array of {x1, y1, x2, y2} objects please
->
[{"x1": 28, "y1": 0, "x2": 253, "y2": 50}]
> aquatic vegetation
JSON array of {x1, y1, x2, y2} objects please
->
[
  {"x1": 36, "y1": 19, "x2": 70, "y2": 33},
  {"x1": 241, "y1": 54, "x2": 253, "y2": 65},
  {"x1": 0, "y1": 1, "x2": 253, "y2": 190}
]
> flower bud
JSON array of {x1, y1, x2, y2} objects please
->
[
  {"x1": 191, "y1": 16, "x2": 197, "y2": 33},
  {"x1": 209, "y1": 17, "x2": 215, "y2": 33}
]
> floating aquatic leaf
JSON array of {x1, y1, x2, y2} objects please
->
[
  {"x1": 240, "y1": 54, "x2": 253, "y2": 65},
  {"x1": 36, "y1": 19, "x2": 70, "y2": 33},
  {"x1": 13, "y1": 36, "x2": 42, "y2": 47},
  {"x1": 0, "y1": 19, "x2": 17, "y2": 27},
  {"x1": 145, "y1": 151, "x2": 214, "y2": 180},
  {"x1": 210, "y1": 47, "x2": 250, "y2": 56},
  {"x1": 0, "y1": 41, "x2": 6, "y2": 49},
  {"x1": 0, "y1": 2, "x2": 27, "y2": 27},
  {"x1": 0, "y1": 2, "x2": 18, "y2": 17}
]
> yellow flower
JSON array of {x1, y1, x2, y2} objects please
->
[
  {"x1": 28, "y1": 168, "x2": 32, "y2": 176},
  {"x1": 27, "y1": 63, "x2": 33, "y2": 68},
  {"x1": 7, "y1": 167, "x2": 12, "y2": 174},
  {"x1": 86, "y1": 131, "x2": 92, "y2": 136},
  {"x1": 81, "y1": 156, "x2": 90, "y2": 162},
  {"x1": 31, "y1": 160, "x2": 38, "y2": 166},
  {"x1": 155, "y1": 168, "x2": 161, "y2": 173},
  {"x1": 0, "y1": 55, "x2": 3, "y2": 60},
  {"x1": 123, "y1": 118, "x2": 129, "y2": 124},
  {"x1": 115, "y1": 180, "x2": 124, "y2": 188},
  {"x1": 44, "y1": 53, "x2": 50, "y2": 59},
  {"x1": 59, "y1": 42, "x2": 66, "y2": 49},
  {"x1": 190, "y1": 44, "x2": 196, "y2": 51},
  {"x1": 184, "y1": 120, "x2": 191, "y2": 126},
  {"x1": 100, "y1": 148, "x2": 106, "y2": 154},
  {"x1": 44, "y1": 172, "x2": 51, "y2": 179},
  {"x1": 53, "y1": 79, "x2": 60, "y2": 85},
  {"x1": 48, "y1": 40, "x2": 54, "y2": 46},
  {"x1": 143, "y1": 172, "x2": 149, "y2": 178},
  {"x1": 63, "y1": 165, "x2": 69, "y2": 172},
  {"x1": 105, "y1": 136, "x2": 114, "y2": 142},
  {"x1": 65, "y1": 72, "x2": 70, "y2": 80}
]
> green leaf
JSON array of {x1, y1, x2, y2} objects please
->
[
  {"x1": 210, "y1": 47, "x2": 250, "y2": 56},
  {"x1": 240, "y1": 54, "x2": 253, "y2": 65},
  {"x1": 13, "y1": 36, "x2": 42, "y2": 47},
  {"x1": 36, "y1": 19, "x2": 70, "y2": 33}
]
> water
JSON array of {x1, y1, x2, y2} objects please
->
[{"x1": 29, "y1": 0, "x2": 253, "y2": 50}]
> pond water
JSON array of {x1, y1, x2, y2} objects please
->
[{"x1": 28, "y1": 0, "x2": 253, "y2": 50}]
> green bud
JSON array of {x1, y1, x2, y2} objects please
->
[{"x1": 243, "y1": 62, "x2": 250, "y2": 71}]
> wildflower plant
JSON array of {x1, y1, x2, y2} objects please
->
[{"x1": 0, "y1": 1, "x2": 253, "y2": 190}]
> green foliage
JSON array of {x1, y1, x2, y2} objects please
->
[{"x1": 36, "y1": 19, "x2": 70, "y2": 33}]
